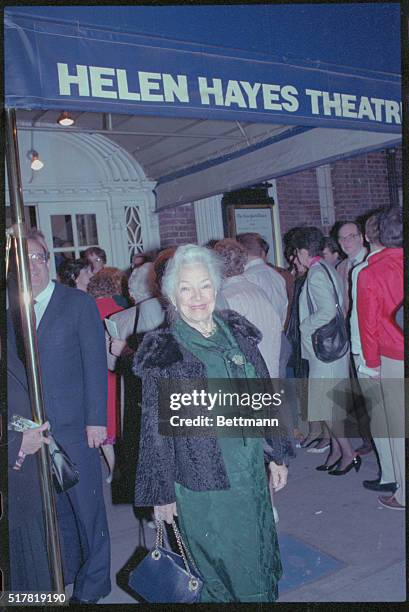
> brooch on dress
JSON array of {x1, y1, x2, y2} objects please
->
[{"x1": 231, "y1": 354, "x2": 245, "y2": 366}]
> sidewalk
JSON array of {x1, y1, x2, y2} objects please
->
[{"x1": 101, "y1": 440, "x2": 405, "y2": 604}]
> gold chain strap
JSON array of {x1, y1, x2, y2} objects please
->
[
  {"x1": 154, "y1": 519, "x2": 200, "y2": 587},
  {"x1": 171, "y1": 520, "x2": 199, "y2": 574}
]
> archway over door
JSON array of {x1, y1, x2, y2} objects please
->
[{"x1": 6, "y1": 128, "x2": 159, "y2": 277}]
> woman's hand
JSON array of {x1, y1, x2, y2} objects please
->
[
  {"x1": 269, "y1": 461, "x2": 288, "y2": 492},
  {"x1": 86, "y1": 425, "x2": 107, "y2": 448},
  {"x1": 109, "y1": 338, "x2": 127, "y2": 357},
  {"x1": 154, "y1": 502, "x2": 178, "y2": 525},
  {"x1": 20, "y1": 422, "x2": 50, "y2": 455}
]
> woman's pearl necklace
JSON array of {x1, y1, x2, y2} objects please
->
[{"x1": 199, "y1": 321, "x2": 217, "y2": 338}]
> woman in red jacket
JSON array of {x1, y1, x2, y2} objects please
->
[
  {"x1": 357, "y1": 207, "x2": 404, "y2": 510},
  {"x1": 88, "y1": 270, "x2": 125, "y2": 483}
]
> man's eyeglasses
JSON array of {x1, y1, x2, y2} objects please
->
[
  {"x1": 28, "y1": 252, "x2": 49, "y2": 264},
  {"x1": 338, "y1": 233, "x2": 360, "y2": 243}
]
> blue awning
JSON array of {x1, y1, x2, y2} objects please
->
[{"x1": 5, "y1": 6, "x2": 401, "y2": 133}]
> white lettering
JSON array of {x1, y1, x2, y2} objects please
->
[
  {"x1": 224, "y1": 80, "x2": 247, "y2": 108},
  {"x1": 272, "y1": 392, "x2": 282, "y2": 406},
  {"x1": 89, "y1": 66, "x2": 117, "y2": 99},
  {"x1": 357, "y1": 96, "x2": 375, "y2": 120},
  {"x1": 262, "y1": 84, "x2": 282, "y2": 110},
  {"x1": 240, "y1": 81, "x2": 261, "y2": 109},
  {"x1": 305, "y1": 89, "x2": 322, "y2": 115},
  {"x1": 370, "y1": 98, "x2": 385, "y2": 122},
  {"x1": 57, "y1": 63, "x2": 90, "y2": 96},
  {"x1": 139, "y1": 71, "x2": 163, "y2": 102},
  {"x1": 217, "y1": 416, "x2": 230, "y2": 426},
  {"x1": 341, "y1": 93, "x2": 357, "y2": 118},
  {"x1": 170, "y1": 393, "x2": 181, "y2": 410},
  {"x1": 163, "y1": 73, "x2": 189, "y2": 103},
  {"x1": 207, "y1": 393, "x2": 218, "y2": 411},
  {"x1": 384, "y1": 100, "x2": 401, "y2": 124},
  {"x1": 322, "y1": 91, "x2": 342, "y2": 116},
  {"x1": 281, "y1": 85, "x2": 299, "y2": 112},
  {"x1": 116, "y1": 69, "x2": 140, "y2": 100},
  {"x1": 198, "y1": 77, "x2": 224, "y2": 105},
  {"x1": 180, "y1": 392, "x2": 192, "y2": 406}
]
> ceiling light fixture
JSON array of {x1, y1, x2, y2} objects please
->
[
  {"x1": 57, "y1": 111, "x2": 75, "y2": 127},
  {"x1": 28, "y1": 150, "x2": 44, "y2": 171}
]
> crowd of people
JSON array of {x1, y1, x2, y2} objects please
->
[{"x1": 7, "y1": 205, "x2": 404, "y2": 602}]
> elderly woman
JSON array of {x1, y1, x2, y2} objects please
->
[
  {"x1": 106, "y1": 255, "x2": 171, "y2": 505},
  {"x1": 108, "y1": 262, "x2": 165, "y2": 367},
  {"x1": 133, "y1": 244, "x2": 290, "y2": 602},
  {"x1": 294, "y1": 227, "x2": 360, "y2": 475}
]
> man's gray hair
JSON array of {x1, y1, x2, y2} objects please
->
[{"x1": 162, "y1": 244, "x2": 223, "y2": 303}]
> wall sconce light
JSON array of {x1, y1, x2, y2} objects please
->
[
  {"x1": 28, "y1": 150, "x2": 44, "y2": 171},
  {"x1": 57, "y1": 111, "x2": 75, "y2": 127}
]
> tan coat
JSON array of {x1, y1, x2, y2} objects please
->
[
  {"x1": 299, "y1": 262, "x2": 350, "y2": 422},
  {"x1": 106, "y1": 298, "x2": 164, "y2": 371}
]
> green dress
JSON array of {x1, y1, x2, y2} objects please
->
[{"x1": 172, "y1": 315, "x2": 282, "y2": 603}]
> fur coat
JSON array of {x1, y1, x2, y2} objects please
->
[{"x1": 133, "y1": 309, "x2": 292, "y2": 506}]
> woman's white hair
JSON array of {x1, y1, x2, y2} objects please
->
[
  {"x1": 162, "y1": 244, "x2": 223, "y2": 303},
  {"x1": 128, "y1": 262, "x2": 155, "y2": 303}
]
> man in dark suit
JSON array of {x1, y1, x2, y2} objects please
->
[
  {"x1": 7, "y1": 339, "x2": 52, "y2": 591},
  {"x1": 8, "y1": 237, "x2": 111, "y2": 602}
]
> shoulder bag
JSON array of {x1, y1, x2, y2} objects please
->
[
  {"x1": 128, "y1": 520, "x2": 203, "y2": 603},
  {"x1": 306, "y1": 262, "x2": 349, "y2": 363}
]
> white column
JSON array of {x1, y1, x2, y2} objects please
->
[
  {"x1": 268, "y1": 180, "x2": 284, "y2": 267},
  {"x1": 316, "y1": 164, "x2": 335, "y2": 228},
  {"x1": 194, "y1": 195, "x2": 224, "y2": 245},
  {"x1": 141, "y1": 187, "x2": 161, "y2": 251}
]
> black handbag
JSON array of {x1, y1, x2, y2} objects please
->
[
  {"x1": 306, "y1": 262, "x2": 349, "y2": 363},
  {"x1": 128, "y1": 520, "x2": 203, "y2": 603},
  {"x1": 48, "y1": 434, "x2": 80, "y2": 493},
  {"x1": 8, "y1": 415, "x2": 80, "y2": 493}
]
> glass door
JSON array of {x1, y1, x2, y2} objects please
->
[{"x1": 37, "y1": 202, "x2": 111, "y2": 278}]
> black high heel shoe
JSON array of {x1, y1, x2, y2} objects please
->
[
  {"x1": 316, "y1": 457, "x2": 341, "y2": 472},
  {"x1": 300, "y1": 436, "x2": 322, "y2": 449},
  {"x1": 329, "y1": 455, "x2": 362, "y2": 476}
]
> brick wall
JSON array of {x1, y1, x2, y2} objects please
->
[
  {"x1": 158, "y1": 202, "x2": 198, "y2": 247},
  {"x1": 275, "y1": 167, "x2": 322, "y2": 238},
  {"x1": 331, "y1": 151, "x2": 390, "y2": 220},
  {"x1": 277, "y1": 147, "x2": 402, "y2": 238},
  {"x1": 156, "y1": 147, "x2": 402, "y2": 248}
]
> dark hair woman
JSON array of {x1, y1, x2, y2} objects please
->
[
  {"x1": 58, "y1": 258, "x2": 90, "y2": 292},
  {"x1": 293, "y1": 227, "x2": 361, "y2": 475},
  {"x1": 83, "y1": 246, "x2": 107, "y2": 275},
  {"x1": 323, "y1": 236, "x2": 342, "y2": 268}
]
